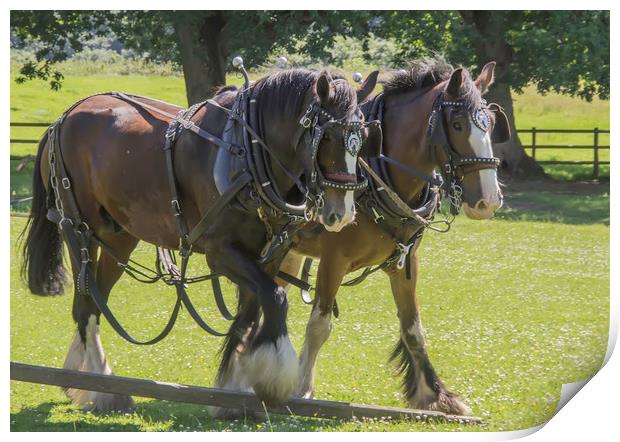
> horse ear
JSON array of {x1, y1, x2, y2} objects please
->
[
  {"x1": 316, "y1": 73, "x2": 331, "y2": 104},
  {"x1": 475, "y1": 61, "x2": 496, "y2": 94},
  {"x1": 356, "y1": 71, "x2": 379, "y2": 103},
  {"x1": 446, "y1": 68, "x2": 463, "y2": 97},
  {"x1": 360, "y1": 120, "x2": 383, "y2": 158}
]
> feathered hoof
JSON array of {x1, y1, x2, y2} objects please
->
[
  {"x1": 295, "y1": 384, "x2": 315, "y2": 400},
  {"x1": 65, "y1": 387, "x2": 135, "y2": 413},
  {"x1": 411, "y1": 391, "x2": 472, "y2": 416},
  {"x1": 208, "y1": 405, "x2": 259, "y2": 420},
  {"x1": 242, "y1": 335, "x2": 299, "y2": 406},
  {"x1": 298, "y1": 390, "x2": 315, "y2": 400}
]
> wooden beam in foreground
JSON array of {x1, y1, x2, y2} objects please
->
[{"x1": 10, "y1": 362, "x2": 481, "y2": 424}]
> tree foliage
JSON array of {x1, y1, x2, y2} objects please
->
[
  {"x1": 372, "y1": 10, "x2": 609, "y2": 101},
  {"x1": 10, "y1": 11, "x2": 374, "y2": 86}
]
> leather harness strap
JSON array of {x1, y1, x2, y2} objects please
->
[{"x1": 114, "y1": 92, "x2": 243, "y2": 156}]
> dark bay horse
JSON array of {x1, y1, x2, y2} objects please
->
[
  {"x1": 276, "y1": 60, "x2": 510, "y2": 415},
  {"x1": 22, "y1": 69, "x2": 379, "y2": 411}
]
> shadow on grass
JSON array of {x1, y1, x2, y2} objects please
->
[
  {"x1": 10, "y1": 399, "x2": 343, "y2": 432},
  {"x1": 494, "y1": 180, "x2": 609, "y2": 225}
]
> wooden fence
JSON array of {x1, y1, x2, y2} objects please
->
[
  {"x1": 11, "y1": 123, "x2": 611, "y2": 178},
  {"x1": 10, "y1": 362, "x2": 480, "y2": 424},
  {"x1": 516, "y1": 127, "x2": 610, "y2": 178}
]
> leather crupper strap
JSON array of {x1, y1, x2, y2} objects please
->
[{"x1": 46, "y1": 119, "x2": 186, "y2": 344}]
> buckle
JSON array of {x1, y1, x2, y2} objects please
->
[
  {"x1": 396, "y1": 243, "x2": 413, "y2": 270},
  {"x1": 179, "y1": 238, "x2": 192, "y2": 258},
  {"x1": 371, "y1": 207, "x2": 384, "y2": 223},
  {"x1": 300, "y1": 116, "x2": 312, "y2": 128},
  {"x1": 61, "y1": 178, "x2": 71, "y2": 189},
  {"x1": 171, "y1": 199, "x2": 181, "y2": 214},
  {"x1": 80, "y1": 248, "x2": 90, "y2": 263}
]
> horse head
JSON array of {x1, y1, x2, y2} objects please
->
[
  {"x1": 432, "y1": 62, "x2": 508, "y2": 219},
  {"x1": 304, "y1": 71, "x2": 380, "y2": 231}
]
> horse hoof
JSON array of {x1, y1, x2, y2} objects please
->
[
  {"x1": 208, "y1": 405, "x2": 258, "y2": 420},
  {"x1": 242, "y1": 335, "x2": 299, "y2": 406},
  {"x1": 295, "y1": 386, "x2": 315, "y2": 400},
  {"x1": 66, "y1": 388, "x2": 135, "y2": 413},
  {"x1": 411, "y1": 391, "x2": 471, "y2": 416}
]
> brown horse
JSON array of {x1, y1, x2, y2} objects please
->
[
  {"x1": 273, "y1": 59, "x2": 510, "y2": 415},
  {"x1": 22, "y1": 68, "x2": 379, "y2": 411}
]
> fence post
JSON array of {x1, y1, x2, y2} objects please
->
[
  {"x1": 531, "y1": 127, "x2": 537, "y2": 159},
  {"x1": 593, "y1": 127, "x2": 599, "y2": 179}
]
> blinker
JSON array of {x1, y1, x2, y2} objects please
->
[
  {"x1": 472, "y1": 109, "x2": 491, "y2": 132},
  {"x1": 345, "y1": 129, "x2": 362, "y2": 156}
]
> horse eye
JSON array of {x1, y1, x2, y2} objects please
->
[{"x1": 452, "y1": 122, "x2": 462, "y2": 131}]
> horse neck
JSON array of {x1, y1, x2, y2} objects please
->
[
  {"x1": 382, "y1": 85, "x2": 443, "y2": 205},
  {"x1": 260, "y1": 102, "x2": 305, "y2": 191}
]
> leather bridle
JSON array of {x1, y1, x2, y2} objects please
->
[
  {"x1": 373, "y1": 92, "x2": 500, "y2": 216},
  {"x1": 294, "y1": 101, "x2": 369, "y2": 220}
]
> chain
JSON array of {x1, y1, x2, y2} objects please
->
[
  {"x1": 257, "y1": 206, "x2": 273, "y2": 240},
  {"x1": 47, "y1": 124, "x2": 67, "y2": 221},
  {"x1": 447, "y1": 181, "x2": 463, "y2": 214}
]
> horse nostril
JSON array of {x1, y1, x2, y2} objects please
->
[
  {"x1": 327, "y1": 212, "x2": 341, "y2": 225},
  {"x1": 475, "y1": 200, "x2": 488, "y2": 211}
]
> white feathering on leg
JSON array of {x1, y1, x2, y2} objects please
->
[{"x1": 242, "y1": 335, "x2": 299, "y2": 405}]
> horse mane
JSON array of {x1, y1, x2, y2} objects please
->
[
  {"x1": 252, "y1": 68, "x2": 357, "y2": 119},
  {"x1": 213, "y1": 85, "x2": 238, "y2": 96},
  {"x1": 383, "y1": 57, "x2": 482, "y2": 110}
]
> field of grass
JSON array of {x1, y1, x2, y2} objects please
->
[
  {"x1": 9, "y1": 72, "x2": 610, "y2": 179},
  {"x1": 10, "y1": 191, "x2": 609, "y2": 431}
]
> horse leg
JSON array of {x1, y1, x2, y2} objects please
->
[
  {"x1": 385, "y1": 243, "x2": 471, "y2": 415},
  {"x1": 209, "y1": 287, "x2": 260, "y2": 419},
  {"x1": 297, "y1": 254, "x2": 347, "y2": 399},
  {"x1": 63, "y1": 232, "x2": 139, "y2": 413},
  {"x1": 206, "y1": 243, "x2": 298, "y2": 406},
  {"x1": 274, "y1": 251, "x2": 304, "y2": 291}
]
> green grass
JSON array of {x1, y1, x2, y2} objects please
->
[
  {"x1": 497, "y1": 189, "x2": 610, "y2": 225},
  {"x1": 10, "y1": 202, "x2": 609, "y2": 431}
]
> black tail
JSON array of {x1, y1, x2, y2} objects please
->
[{"x1": 20, "y1": 131, "x2": 66, "y2": 295}]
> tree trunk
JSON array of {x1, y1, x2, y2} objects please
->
[
  {"x1": 174, "y1": 12, "x2": 227, "y2": 105},
  {"x1": 461, "y1": 11, "x2": 545, "y2": 178},
  {"x1": 485, "y1": 81, "x2": 544, "y2": 178}
]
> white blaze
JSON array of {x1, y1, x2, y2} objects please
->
[{"x1": 467, "y1": 118, "x2": 501, "y2": 205}]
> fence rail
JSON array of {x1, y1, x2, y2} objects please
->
[
  {"x1": 11, "y1": 123, "x2": 611, "y2": 178},
  {"x1": 516, "y1": 127, "x2": 610, "y2": 178},
  {"x1": 10, "y1": 122, "x2": 52, "y2": 147},
  {"x1": 10, "y1": 362, "x2": 481, "y2": 424}
]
